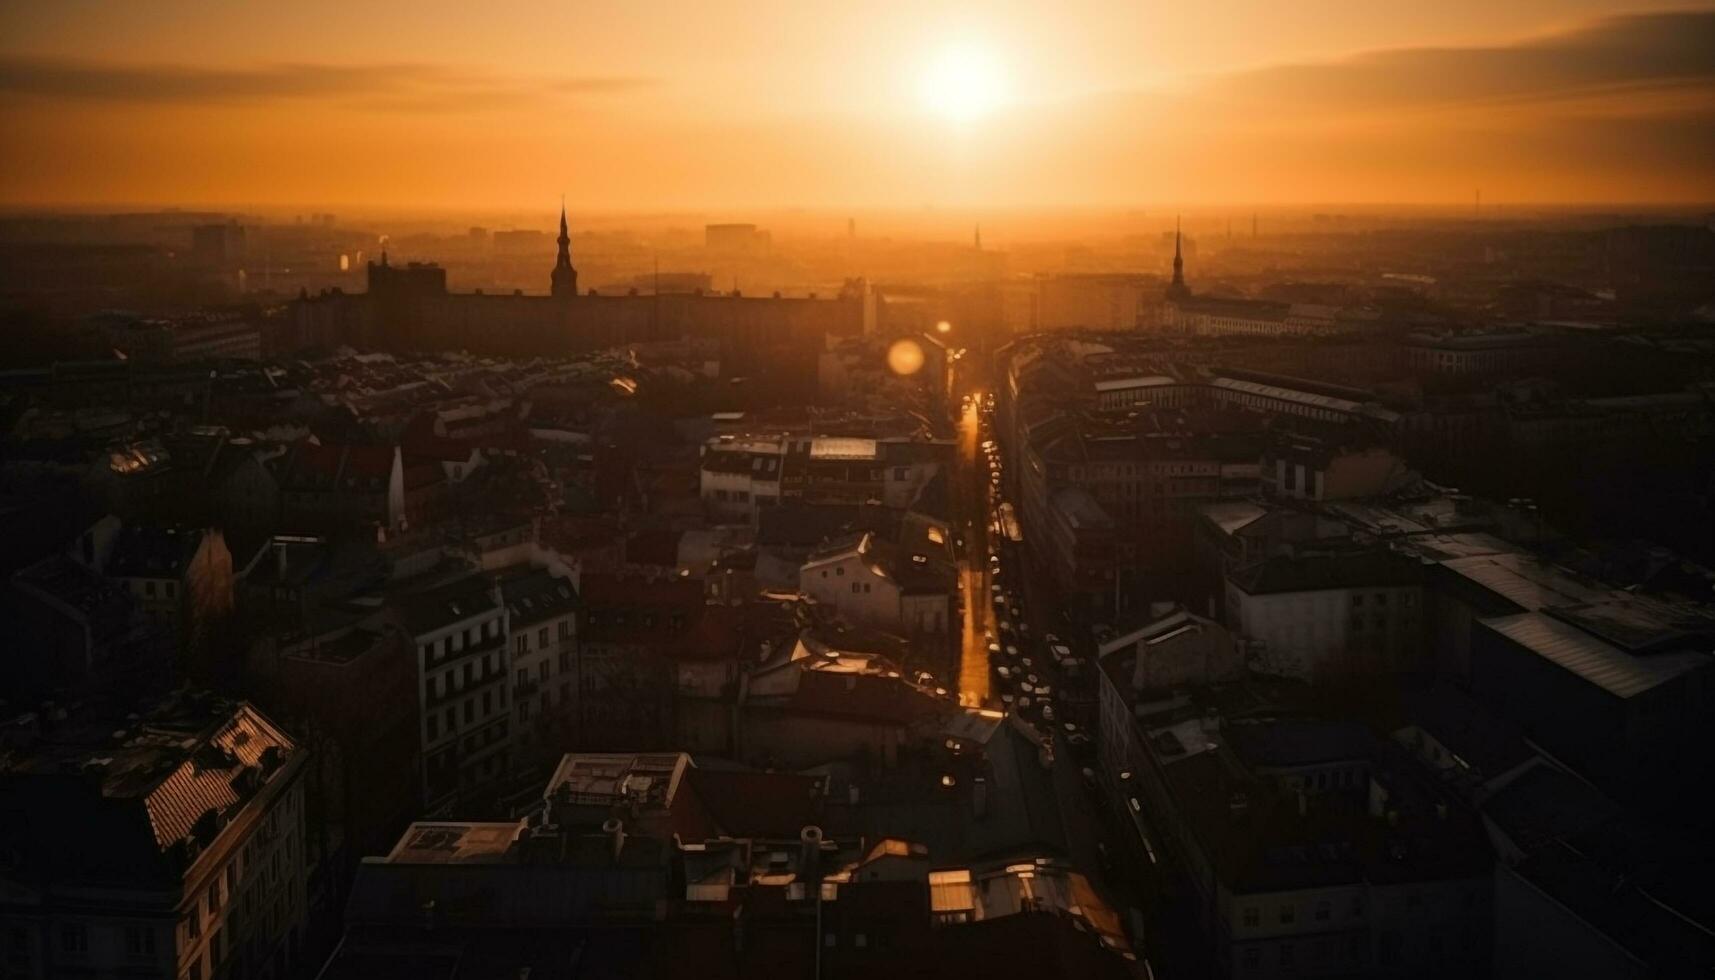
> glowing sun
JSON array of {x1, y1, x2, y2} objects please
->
[{"x1": 919, "y1": 43, "x2": 1010, "y2": 123}]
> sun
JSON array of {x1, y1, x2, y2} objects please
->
[{"x1": 919, "y1": 43, "x2": 1010, "y2": 124}]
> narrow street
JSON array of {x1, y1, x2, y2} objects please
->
[{"x1": 954, "y1": 393, "x2": 993, "y2": 705}]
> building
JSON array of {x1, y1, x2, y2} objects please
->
[
  {"x1": 1094, "y1": 670, "x2": 1493, "y2": 979},
  {"x1": 1096, "y1": 605, "x2": 1246, "y2": 693},
  {"x1": 498, "y1": 565, "x2": 581, "y2": 769},
  {"x1": 396, "y1": 574, "x2": 513, "y2": 810},
  {"x1": 1225, "y1": 551, "x2": 1425, "y2": 680},
  {"x1": 1468, "y1": 600, "x2": 1714, "y2": 779},
  {"x1": 289, "y1": 207, "x2": 861, "y2": 379},
  {"x1": 274, "y1": 443, "x2": 405, "y2": 533},
  {"x1": 320, "y1": 747, "x2": 1137, "y2": 978},
  {"x1": 798, "y1": 531, "x2": 955, "y2": 639},
  {"x1": 0, "y1": 694, "x2": 310, "y2": 980},
  {"x1": 1034, "y1": 273, "x2": 1165, "y2": 331}
]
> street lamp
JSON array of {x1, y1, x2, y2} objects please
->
[{"x1": 936, "y1": 320, "x2": 953, "y2": 334}]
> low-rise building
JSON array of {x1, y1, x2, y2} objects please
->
[{"x1": 798, "y1": 530, "x2": 955, "y2": 639}]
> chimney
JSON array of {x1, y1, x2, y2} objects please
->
[
  {"x1": 799, "y1": 825, "x2": 823, "y2": 881},
  {"x1": 972, "y1": 775, "x2": 989, "y2": 819},
  {"x1": 602, "y1": 817, "x2": 626, "y2": 863}
]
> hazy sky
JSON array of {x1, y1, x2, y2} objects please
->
[{"x1": 2, "y1": 1, "x2": 1712, "y2": 209}]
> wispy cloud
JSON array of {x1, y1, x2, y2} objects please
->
[
  {"x1": 1199, "y1": 10, "x2": 1715, "y2": 117},
  {"x1": 0, "y1": 56, "x2": 655, "y2": 111}
]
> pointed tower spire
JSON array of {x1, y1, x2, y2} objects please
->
[
  {"x1": 1166, "y1": 215, "x2": 1190, "y2": 301},
  {"x1": 551, "y1": 196, "x2": 578, "y2": 299}
]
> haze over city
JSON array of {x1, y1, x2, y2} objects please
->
[{"x1": 3, "y1": 1, "x2": 1714, "y2": 209}]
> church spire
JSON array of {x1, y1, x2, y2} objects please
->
[
  {"x1": 551, "y1": 197, "x2": 578, "y2": 299},
  {"x1": 1166, "y1": 214, "x2": 1191, "y2": 301},
  {"x1": 1171, "y1": 215, "x2": 1184, "y2": 286}
]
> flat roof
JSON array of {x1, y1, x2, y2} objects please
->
[
  {"x1": 808, "y1": 436, "x2": 880, "y2": 461},
  {"x1": 1094, "y1": 375, "x2": 1179, "y2": 392},
  {"x1": 387, "y1": 822, "x2": 520, "y2": 864},
  {"x1": 1481, "y1": 612, "x2": 1710, "y2": 700},
  {"x1": 1440, "y1": 553, "x2": 1608, "y2": 612}
]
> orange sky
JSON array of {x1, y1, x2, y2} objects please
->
[{"x1": 1, "y1": 1, "x2": 1712, "y2": 209}]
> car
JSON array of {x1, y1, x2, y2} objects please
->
[
  {"x1": 1041, "y1": 705, "x2": 1056, "y2": 723},
  {"x1": 1020, "y1": 657, "x2": 1034, "y2": 669},
  {"x1": 1017, "y1": 696, "x2": 1032, "y2": 710},
  {"x1": 995, "y1": 665, "x2": 1012, "y2": 680},
  {"x1": 998, "y1": 620, "x2": 1013, "y2": 634},
  {"x1": 1025, "y1": 673, "x2": 1040, "y2": 686},
  {"x1": 1004, "y1": 645, "x2": 1019, "y2": 658},
  {"x1": 1044, "y1": 632, "x2": 1061, "y2": 645},
  {"x1": 1035, "y1": 684, "x2": 1053, "y2": 699},
  {"x1": 1018, "y1": 682, "x2": 1034, "y2": 694},
  {"x1": 990, "y1": 583, "x2": 1002, "y2": 594},
  {"x1": 1009, "y1": 605, "x2": 1022, "y2": 618},
  {"x1": 1050, "y1": 643, "x2": 1073, "y2": 664},
  {"x1": 1017, "y1": 622, "x2": 1031, "y2": 636},
  {"x1": 986, "y1": 642, "x2": 1002, "y2": 656},
  {"x1": 1000, "y1": 693, "x2": 1015, "y2": 705}
]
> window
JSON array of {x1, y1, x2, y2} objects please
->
[
  {"x1": 835, "y1": 566, "x2": 844, "y2": 576},
  {"x1": 185, "y1": 913, "x2": 200, "y2": 939},
  {"x1": 1279, "y1": 942, "x2": 1295, "y2": 971},
  {"x1": 145, "y1": 580, "x2": 157, "y2": 597},
  {"x1": 516, "y1": 668, "x2": 528, "y2": 688},
  {"x1": 538, "y1": 627, "x2": 548, "y2": 647},
  {"x1": 852, "y1": 583, "x2": 860, "y2": 594},
  {"x1": 426, "y1": 713, "x2": 438, "y2": 740},
  {"x1": 1242, "y1": 907, "x2": 1259, "y2": 928},
  {"x1": 1315, "y1": 900, "x2": 1331, "y2": 922},
  {"x1": 1279, "y1": 905, "x2": 1295, "y2": 924},
  {"x1": 60, "y1": 925, "x2": 88, "y2": 956},
  {"x1": 559, "y1": 650, "x2": 572, "y2": 671},
  {"x1": 558, "y1": 620, "x2": 572, "y2": 639},
  {"x1": 515, "y1": 635, "x2": 527, "y2": 654},
  {"x1": 1241, "y1": 947, "x2": 1260, "y2": 972},
  {"x1": 487, "y1": 620, "x2": 499, "y2": 638},
  {"x1": 125, "y1": 925, "x2": 156, "y2": 957},
  {"x1": 538, "y1": 661, "x2": 550, "y2": 681}
]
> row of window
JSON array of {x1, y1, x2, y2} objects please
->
[
  {"x1": 512, "y1": 619, "x2": 573, "y2": 654},
  {"x1": 428, "y1": 650, "x2": 503, "y2": 704},
  {"x1": 419, "y1": 617, "x2": 502, "y2": 667}
]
